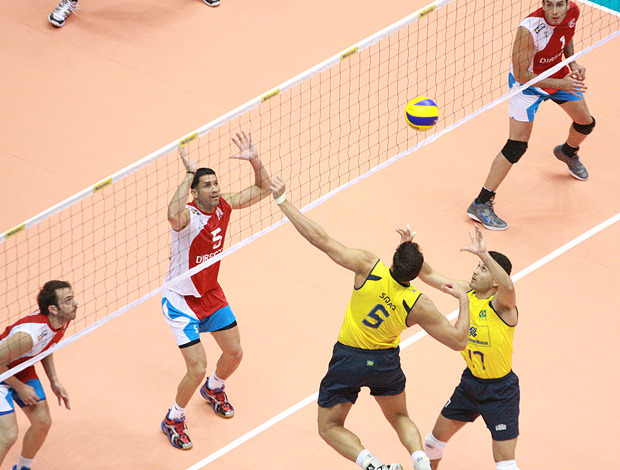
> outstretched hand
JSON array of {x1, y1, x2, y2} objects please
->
[
  {"x1": 395, "y1": 225, "x2": 416, "y2": 245},
  {"x1": 179, "y1": 146, "x2": 198, "y2": 174},
  {"x1": 231, "y1": 130, "x2": 258, "y2": 161},
  {"x1": 460, "y1": 225, "x2": 487, "y2": 256},
  {"x1": 270, "y1": 176, "x2": 286, "y2": 200}
]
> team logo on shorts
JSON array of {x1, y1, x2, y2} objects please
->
[
  {"x1": 366, "y1": 360, "x2": 374, "y2": 367},
  {"x1": 495, "y1": 424, "x2": 507, "y2": 431}
]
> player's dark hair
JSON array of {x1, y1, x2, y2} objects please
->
[
  {"x1": 391, "y1": 241, "x2": 424, "y2": 283},
  {"x1": 191, "y1": 168, "x2": 217, "y2": 190},
  {"x1": 37, "y1": 280, "x2": 71, "y2": 316},
  {"x1": 489, "y1": 251, "x2": 512, "y2": 275}
]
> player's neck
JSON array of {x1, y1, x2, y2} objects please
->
[
  {"x1": 473, "y1": 287, "x2": 496, "y2": 300},
  {"x1": 194, "y1": 200, "x2": 218, "y2": 214},
  {"x1": 48, "y1": 315, "x2": 68, "y2": 330}
]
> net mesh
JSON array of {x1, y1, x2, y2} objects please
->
[{"x1": 1, "y1": 0, "x2": 619, "y2": 378}]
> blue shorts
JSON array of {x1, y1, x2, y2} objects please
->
[
  {"x1": 508, "y1": 72, "x2": 583, "y2": 122},
  {"x1": 0, "y1": 379, "x2": 46, "y2": 415},
  {"x1": 441, "y1": 368, "x2": 520, "y2": 441},
  {"x1": 318, "y1": 342, "x2": 406, "y2": 408},
  {"x1": 162, "y1": 295, "x2": 237, "y2": 347}
]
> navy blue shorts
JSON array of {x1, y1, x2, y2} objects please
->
[
  {"x1": 318, "y1": 342, "x2": 406, "y2": 408},
  {"x1": 441, "y1": 368, "x2": 520, "y2": 441}
]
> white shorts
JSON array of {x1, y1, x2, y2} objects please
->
[
  {"x1": 0, "y1": 379, "x2": 45, "y2": 415},
  {"x1": 508, "y1": 72, "x2": 583, "y2": 122},
  {"x1": 162, "y1": 288, "x2": 236, "y2": 347}
]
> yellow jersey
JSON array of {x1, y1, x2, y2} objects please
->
[
  {"x1": 462, "y1": 290, "x2": 516, "y2": 379},
  {"x1": 337, "y1": 260, "x2": 422, "y2": 349}
]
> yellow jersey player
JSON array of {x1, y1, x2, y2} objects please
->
[
  {"x1": 270, "y1": 177, "x2": 470, "y2": 470},
  {"x1": 419, "y1": 225, "x2": 520, "y2": 470}
]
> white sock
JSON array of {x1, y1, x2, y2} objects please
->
[
  {"x1": 168, "y1": 401, "x2": 185, "y2": 420},
  {"x1": 496, "y1": 460, "x2": 519, "y2": 470},
  {"x1": 208, "y1": 373, "x2": 225, "y2": 390},
  {"x1": 16, "y1": 455, "x2": 34, "y2": 470},
  {"x1": 357, "y1": 451, "x2": 383, "y2": 470},
  {"x1": 412, "y1": 450, "x2": 432, "y2": 470},
  {"x1": 356, "y1": 449, "x2": 372, "y2": 466}
]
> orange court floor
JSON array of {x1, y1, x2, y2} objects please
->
[{"x1": 1, "y1": 0, "x2": 620, "y2": 469}]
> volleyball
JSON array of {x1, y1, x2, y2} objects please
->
[{"x1": 405, "y1": 97, "x2": 439, "y2": 131}]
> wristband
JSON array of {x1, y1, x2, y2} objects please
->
[{"x1": 274, "y1": 193, "x2": 286, "y2": 205}]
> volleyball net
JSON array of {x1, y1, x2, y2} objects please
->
[{"x1": 1, "y1": 0, "x2": 619, "y2": 381}]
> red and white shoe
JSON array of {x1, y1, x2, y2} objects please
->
[
  {"x1": 200, "y1": 380, "x2": 234, "y2": 418},
  {"x1": 161, "y1": 411, "x2": 192, "y2": 450}
]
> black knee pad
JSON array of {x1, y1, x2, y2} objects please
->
[
  {"x1": 501, "y1": 139, "x2": 528, "y2": 164},
  {"x1": 573, "y1": 116, "x2": 596, "y2": 135}
]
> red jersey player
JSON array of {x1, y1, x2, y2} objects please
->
[
  {"x1": 0, "y1": 281, "x2": 76, "y2": 470},
  {"x1": 160, "y1": 131, "x2": 272, "y2": 450},
  {"x1": 467, "y1": 0, "x2": 595, "y2": 230}
]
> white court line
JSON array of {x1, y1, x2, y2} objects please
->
[{"x1": 186, "y1": 210, "x2": 620, "y2": 470}]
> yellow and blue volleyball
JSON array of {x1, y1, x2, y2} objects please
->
[{"x1": 405, "y1": 97, "x2": 439, "y2": 131}]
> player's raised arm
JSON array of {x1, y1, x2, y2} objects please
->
[
  {"x1": 401, "y1": 228, "x2": 469, "y2": 292},
  {"x1": 168, "y1": 146, "x2": 196, "y2": 232},
  {"x1": 461, "y1": 226, "x2": 516, "y2": 313},
  {"x1": 224, "y1": 131, "x2": 272, "y2": 209},
  {"x1": 270, "y1": 176, "x2": 377, "y2": 278},
  {"x1": 407, "y1": 283, "x2": 470, "y2": 351}
]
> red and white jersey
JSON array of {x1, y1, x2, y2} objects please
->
[
  {"x1": 165, "y1": 197, "x2": 232, "y2": 297},
  {"x1": 511, "y1": 2, "x2": 579, "y2": 93},
  {"x1": 0, "y1": 311, "x2": 70, "y2": 382}
]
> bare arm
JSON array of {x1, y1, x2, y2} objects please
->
[
  {"x1": 512, "y1": 26, "x2": 585, "y2": 95},
  {"x1": 419, "y1": 261, "x2": 470, "y2": 292},
  {"x1": 41, "y1": 354, "x2": 70, "y2": 409},
  {"x1": 396, "y1": 227, "x2": 469, "y2": 291},
  {"x1": 0, "y1": 332, "x2": 40, "y2": 406},
  {"x1": 461, "y1": 226, "x2": 517, "y2": 324},
  {"x1": 167, "y1": 146, "x2": 196, "y2": 232},
  {"x1": 565, "y1": 38, "x2": 586, "y2": 80},
  {"x1": 271, "y1": 177, "x2": 377, "y2": 281},
  {"x1": 223, "y1": 131, "x2": 272, "y2": 209},
  {"x1": 408, "y1": 286, "x2": 470, "y2": 351}
]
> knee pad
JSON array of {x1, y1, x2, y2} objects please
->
[
  {"x1": 423, "y1": 433, "x2": 446, "y2": 460},
  {"x1": 573, "y1": 116, "x2": 595, "y2": 135},
  {"x1": 501, "y1": 139, "x2": 528, "y2": 164}
]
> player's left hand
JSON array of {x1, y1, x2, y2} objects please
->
[
  {"x1": 570, "y1": 62, "x2": 586, "y2": 81},
  {"x1": 231, "y1": 130, "x2": 258, "y2": 160},
  {"x1": 395, "y1": 225, "x2": 416, "y2": 244},
  {"x1": 51, "y1": 381, "x2": 71, "y2": 410},
  {"x1": 461, "y1": 225, "x2": 487, "y2": 255}
]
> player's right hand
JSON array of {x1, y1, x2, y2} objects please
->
[
  {"x1": 179, "y1": 146, "x2": 198, "y2": 174},
  {"x1": 16, "y1": 383, "x2": 40, "y2": 406},
  {"x1": 270, "y1": 176, "x2": 286, "y2": 200}
]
